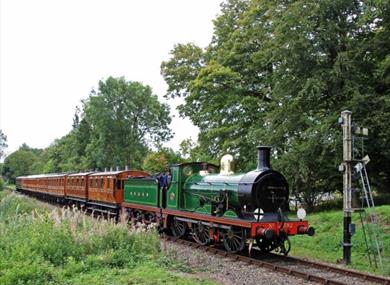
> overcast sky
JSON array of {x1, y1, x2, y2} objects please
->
[{"x1": 0, "y1": 0, "x2": 222, "y2": 157}]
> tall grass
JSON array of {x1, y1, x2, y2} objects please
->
[{"x1": 0, "y1": 193, "x2": 214, "y2": 285}]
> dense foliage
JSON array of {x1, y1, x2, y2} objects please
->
[
  {"x1": 0, "y1": 191, "x2": 215, "y2": 285},
  {"x1": 82, "y1": 77, "x2": 172, "y2": 169},
  {"x1": 161, "y1": 0, "x2": 390, "y2": 208},
  {"x1": 2, "y1": 144, "x2": 44, "y2": 183},
  {"x1": 142, "y1": 147, "x2": 182, "y2": 173}
]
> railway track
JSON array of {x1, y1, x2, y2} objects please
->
[{"x1": 164, "y1": 236, "x2": 390, "y2": 285}]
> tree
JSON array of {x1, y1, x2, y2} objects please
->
[
  {"x1": 179, "y1": 138, "x2": 195, "y2": 159},
  {"x1": 179, "y1": 138, "x2": 217, "y2": 163},
  {"x1": 143, "y1": 147, "x2": 183, "y2": 174},
  {"x1": 2, "y1": 145, "x2": 40, "y2": 183},
  {"x1": 143, "y1": 152, "x2": 169, "y2": 174},
  {"x1": 162, "y1": 0, "x2": 390, "y2": 208},
  {"x1": 41, "y1": 133, "x2": 82, "y2": 173},
  {"x1": 83, "y1": 77, "x2": 172, "y2": 169},
  {"x1": 0, "y1": 130, "x2": 7, "y2": 159}
]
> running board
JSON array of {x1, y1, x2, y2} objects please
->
[{"x1": 175, "y1": 216, "x2": 231, "y2": 230}]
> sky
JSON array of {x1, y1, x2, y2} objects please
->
[{"x1": 0, "y1": 0, "x2": 223, "y2": 157}]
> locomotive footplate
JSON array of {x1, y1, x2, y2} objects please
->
[{"x1": 162, "y1": 209, "x2": 314, "y2": 239}]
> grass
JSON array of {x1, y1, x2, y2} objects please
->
[
  {"x1": 290, "y1": 205, "x2": 390, "y2": 275},
  {"x1": 3, "y1": 183, "x2": 16, "y2": 190},
  {"x1": 0, "y1": 191, "x2": 216, "y2": 285},
  {"x1": 2, "y1": 189, "x2": 388, "y2": 282}
]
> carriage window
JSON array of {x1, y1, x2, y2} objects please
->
[
  {"x1": 101, "y1": 178, "x2": 104, "y2": 190},
  {"x1": 113, "y1": 179, "x2": 116, "y2": 190},
  {"x1": 116, "y1": 179, "x2": 121, "y2": 189}
]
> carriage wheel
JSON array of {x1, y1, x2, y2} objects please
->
[
  {"x1": 222, "y1": 228, "x2": 246, "y2": 253},
  {"x1": 143, "y1": 212, "x2": 155, "y2": 224},
  {"x1": 170, "y1": 217, "x2": 187, "y2": 238},
  {"x1": 192, "y1": 223, "x2": 210, "y2": 245}
]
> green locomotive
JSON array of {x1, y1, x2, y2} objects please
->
[{"x1": 123, "y1": 146, "x2": 314, "y2": 254}]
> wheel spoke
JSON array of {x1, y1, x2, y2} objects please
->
[
  {"x1": 171, "y1": 219, "x2": 186, "y2": 238},
  {"x1": 193, "y1": 223, "x2": 210, "y2": 245},
  {"x1": 223, "y1": 228, "x2": 245, "y2": 253}
]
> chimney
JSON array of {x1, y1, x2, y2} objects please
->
[{"x1": 256, "y1": 146, "x2": 271, "y2": 171}]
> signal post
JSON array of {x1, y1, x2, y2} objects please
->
[{"x1": 340, "y1": 110, "x2": 352, "y2": 265}]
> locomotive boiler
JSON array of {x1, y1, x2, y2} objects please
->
[{"x1": 182, "y1": 146, "x2": 289, "y2": 218}]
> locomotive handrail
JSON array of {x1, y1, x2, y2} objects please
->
[{"x1": 187, "y1": 182, "x2": 235, "y2": 186}]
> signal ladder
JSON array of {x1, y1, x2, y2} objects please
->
[{"x1": 354, "y1": 162, "x2": 386, "y2": 273}]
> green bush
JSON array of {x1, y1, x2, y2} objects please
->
[{"x1": 0, "y1": 177, "x2": 3, "y2": 191}]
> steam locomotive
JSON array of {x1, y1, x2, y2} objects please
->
[{"x1": 16, "y1": 146, "x2": 314, "y2": 254}]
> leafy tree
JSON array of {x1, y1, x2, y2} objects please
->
[
  {"x1": 41, "y1": 133, "x2": 81, "y2": 173},
  {"x1": 179, "y1": 138, "x2": 217, "y2": 164},
  {"x1": 142, "y1": 147, "x2": 183, "y2": 174},
  {"x1": 0, "y1": 130, "x2": 7, "y2": 159},
  {"x1": 83, "y1": 77, "x2": 172, "y2": 169},
  {"x1": 162, "y1": 0, "x2": 390, "y2": 208},
  {"x1": 179, "y1": 138, "x2": 195, "y2": 159},
  {"x1": 143, "y1": 152, "x2": 169, "y2": 174},
  {"x1": 2, "y1": 145, "x2": 41, "y2": 183}
]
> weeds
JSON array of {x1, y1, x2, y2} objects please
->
[{"x1": 0, "y1": 193, "x2": 211, "y2": 285}]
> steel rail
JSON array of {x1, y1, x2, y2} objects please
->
[
  {"x1": 268, "y1": 253, "x2": 390, "y2": 285},
  {"x1": 164, "y1": 236, "x2": 390, "y2": 285}
]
